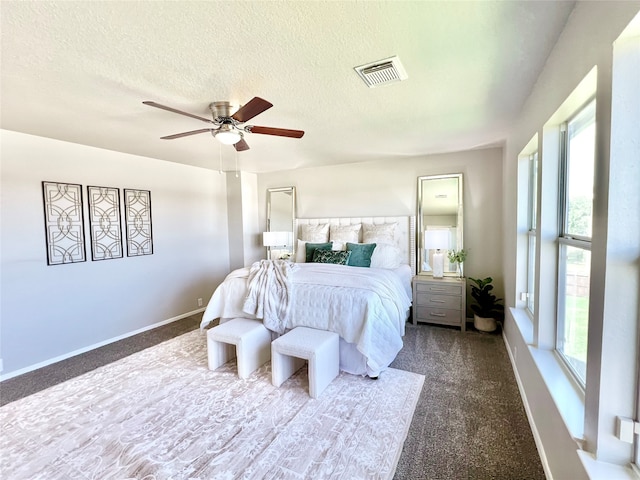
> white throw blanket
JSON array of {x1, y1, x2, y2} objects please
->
[{"x1": 242, "y1": 260, "x2": 297, "y2": 334}]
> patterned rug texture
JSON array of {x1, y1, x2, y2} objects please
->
[{"x1": 0, "y1": 330, "x2": 425, "y2": 480}]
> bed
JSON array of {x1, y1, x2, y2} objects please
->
[{"x1": 200, "y1": 216, "x2": 416, "y2": 377}]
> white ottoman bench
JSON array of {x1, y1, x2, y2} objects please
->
[
  {"x1": 207, "y1": 318, "x2": 271, "y2": 379},
  {"x1": 271, "y1": 327, "x2": 339, "y2": 398}
]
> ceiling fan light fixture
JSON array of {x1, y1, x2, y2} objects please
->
[{"x1": 214, "y1": 128, "x2": 243, "y2": 145}]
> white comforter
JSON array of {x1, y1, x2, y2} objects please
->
[{"x1": 201, "y1": 262, "x2": 412, "y2": 377}]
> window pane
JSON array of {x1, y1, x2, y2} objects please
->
[
  {"x1": 558, "y1": 245, "x2": 591, "y2": 384},
  {"x1": 527, "y1": 234, "x2": 536, "y2": 313},
  {"x1": 565, "y1": 102, "x2": 596, "y2": 238}
]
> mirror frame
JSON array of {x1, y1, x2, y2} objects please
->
[
  {"x1": 266, "y1": 186, "x2": 296, "y2": 260},
  {"x1": 416, "y1": 173, "x2": 464, "y2": 277}
]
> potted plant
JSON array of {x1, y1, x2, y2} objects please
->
[
  {"x1": 468, "y1": 277, "x2": 504, "y2": 332},
  {"x1": 447, "y1": 249, "x2": 467, "y2": 278}
]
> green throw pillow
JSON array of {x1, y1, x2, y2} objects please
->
[
  {"x1": 346, "y1": 242, "x2": 377, "y2": 267},
  {"x1": 305, "y1": 242, "x2": 333, "y2": 262},
  {"x1": 312, "y1": 249, "x2": 351, "y2": 265}
]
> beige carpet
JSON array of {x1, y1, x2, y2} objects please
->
[{"x1": 1, "y1": 330, "x2": 424, "y2": 480}]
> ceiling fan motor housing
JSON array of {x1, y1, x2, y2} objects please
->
[{"x1": 210, "y1": 101, "x2": 234, "y2": 121}]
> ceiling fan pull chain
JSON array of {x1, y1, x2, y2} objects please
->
[{"x1": 235, "y1": 149, "x2": 239, "y2": 178}]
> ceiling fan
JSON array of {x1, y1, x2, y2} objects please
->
[{"x1": 142, "y1": 97, "x2": 304, "y2": 152}]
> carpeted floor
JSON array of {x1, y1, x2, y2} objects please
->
[
  {"x1": 0, "y1": 314, "x2": 545, "y2": 479},
  {"x1": 391, "y1": 323, "x2": 545, "y2": 479}
]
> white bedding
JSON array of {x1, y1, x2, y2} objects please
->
[{"x1": 200, "y1": 262, "x2": 412, "y2": 377}]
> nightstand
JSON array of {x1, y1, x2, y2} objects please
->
[{"x1": 412, "y1": 276, "x2": 466, "y2": 331}]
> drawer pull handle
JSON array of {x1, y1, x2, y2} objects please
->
[
  {"x1": 430, "y1": 299, "x2": 446, "y2": 303},
  {"x1": 430, "y1": 288, "x2": 446, "y2": 292},
  {"x1": 430, "y1": 312, "x2": 446, "y2": 317}
]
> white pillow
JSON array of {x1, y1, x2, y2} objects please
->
[
  {"x1": 299, "y1": 223, "x2": 329, "y2": 242},
  {"x1": 363, "y1": 223, "x2": 396, "y2": 245},
  {"x1": 294, "y1": 239, "x2": 307, "y2": 263},
  {"x1": 370, "y1": 243, "x2": 403, "y2": 269},
  {"x1": 330, "y1": 224, "x2": 361, "y2": 244},
  {"x1": 331, "y1": 241, "x2": 346, "y2": 251}
]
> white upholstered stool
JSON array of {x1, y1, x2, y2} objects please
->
[
  {"x1": 271, "y1": 327, "x2": 339, "y2": 398},
  {"x1": 207, "y1": 318, "x2": 271, "y2": 379}
]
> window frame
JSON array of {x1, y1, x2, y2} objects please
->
[
  {"x1": 526, "y1": 151, "x2": 538, "y2": 315},
  {"x1": 555, "y1": 98, "x2": 596, "y2": 388}
]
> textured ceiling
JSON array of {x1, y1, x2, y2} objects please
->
[{"x1": 1, "y1": 1, "x2": 575, "y2": 173}]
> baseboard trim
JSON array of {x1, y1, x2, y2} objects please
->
[
  {"x1": 0, "y1": 308, "x2": 205, "y2": 382},
  {"x1": 503, "y1": 330, "x2": 554, "y2": 480}
]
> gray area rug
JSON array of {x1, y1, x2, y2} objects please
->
[{"x1": 0, "y1": 329, "x2": 424, "y2": 480}]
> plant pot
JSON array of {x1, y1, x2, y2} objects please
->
[{"x1": 473, "y1": 314, "x2": 497, "y2": 333}]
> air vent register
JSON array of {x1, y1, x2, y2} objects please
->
[{"x1": 354, "y1": 56, "x2": 408, "y2": 88}]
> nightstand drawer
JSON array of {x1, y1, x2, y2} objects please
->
[
  {"x1": 414, "y1": 306, "x2": 461, "y2": 326},
  {"x1": 416, "y1": 293, "x2": 461, "y2": 310},
  {"x1": 414, "y1": 282, "x2": 462, "y2": 296}
]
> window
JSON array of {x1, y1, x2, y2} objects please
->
[
  {"x1": 556, "y1": 100, "x2": 596, "y2": 386},
  {"x1": 526, "y1": 152, "x2": 538, "y2": 315}
]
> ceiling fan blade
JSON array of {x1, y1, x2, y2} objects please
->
[
  {"x1": 231, "y1": 97, "x2": 273, "y2": 123},
  {"x1": 248, "y1": 126, "x2": 305, "y2": 138},
  {"x1": 234, "y1": 138, "x2": 250, "y2": 151},
  {"x1": 143, "y1": 101, "x2": 214, "y2": 124},
  {"x1": 160, "y1": 128, "x2": 213, "y2": 139}
]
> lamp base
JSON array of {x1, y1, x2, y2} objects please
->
[{"x1": 432, "y1": 251, "x2": 444, "y2": 278}]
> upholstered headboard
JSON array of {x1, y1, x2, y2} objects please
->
[{"x1": 295, "y1": 216, "x2": 416, "y2": 274}]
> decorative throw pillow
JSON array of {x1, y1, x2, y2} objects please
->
[
  {"x1": 312, "y1": 249, "x2": 351, "y2": 265},
  {"x1": 346, "y1": 242, "x2": 377, "y2": 267},
  {"x1": 300, "y1": 223, "x2": 330, "y2": 243},
  {"x1": 329, "y1": 224, "x2": 361, "y2": 244},
  {"x1": 370, "y1": 243, "x2": 403, "y2": 269},
  {"x1": 305, "y1": 242, "x2": 333, "y2": 262},
  {"x1": 362, "y1": 223, "x2": 396, "y2": 245}
]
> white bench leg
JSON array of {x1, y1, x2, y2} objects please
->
[
  {"x1": 308, "y1": 336, "x2": 340, "y2": 398},
  {"x1": 236, "y1": 326, "x2": 272, "y2": 379},
  {"x1": 272, "y1": 349, "x2": 306, "y2": 388},
  {"x1": 207, "y1": 336, "x2": 236, "y2": 371}
]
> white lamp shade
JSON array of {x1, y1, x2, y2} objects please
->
[
  {"x1": 424, "y1": 230, "x2": 450, "y2": 250},
  {"x1": 263, "y1": 231, "x2": 292, "y2": 247}
]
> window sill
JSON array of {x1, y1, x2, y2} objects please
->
[
  {"x1": 510, "y1": 307, "x2": 585, "y2": 441},
  {"x1": 509, "y1": 308, "x2": 640, "y2": 479},
  {"x1": 578, "y1": 451, "x2": 640, "y2": 480},
  {"x1": 529, "y1": 345, "x2": 585, "y2": 441}
]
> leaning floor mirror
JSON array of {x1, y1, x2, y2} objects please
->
[
  {"x1": 265, "y1": 187, "x2": 296, "y2": 260},
  {"x1": 416, "y1": 174, "x2": 463, "y2": 277}
]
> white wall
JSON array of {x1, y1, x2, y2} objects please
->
[
  {"x1": 240, "y1": 172, "x2": 262, "y2": 266},
  {"x1": 225, "y1": 171, "x2": 262, "y2": 270},
  {"x1": 0, "y1": 130, "x2": 230, "y2": 377},
  {"x1": 258, "y1": 147, "x2": 504, "y2": 311},
  {"x1": 501, "y1": 2, "x2": 640, "y2": 478}
]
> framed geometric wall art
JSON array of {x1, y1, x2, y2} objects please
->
[
  {"x1": 124, "y1": 188, "x2": 153, "y2": 256},
  {"x1": 41, "y1": 181, "x2": 86, "y2": 265},
  {"x1": 87, "y1": 186, "x2": 123, "y2": 261}
]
